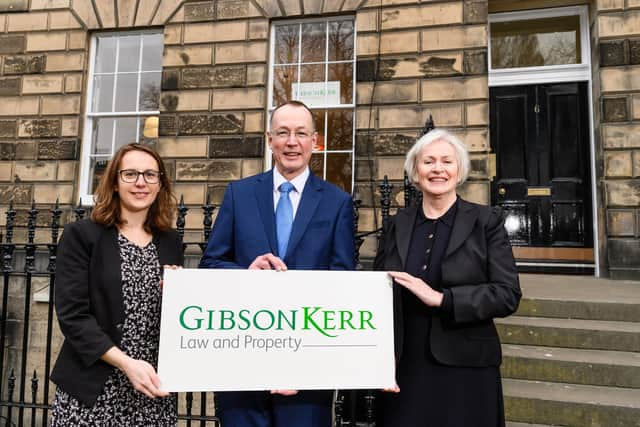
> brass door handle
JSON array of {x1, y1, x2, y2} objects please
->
[{"x1": 498, "y1": 187, "x2": 506, "y2": 196}]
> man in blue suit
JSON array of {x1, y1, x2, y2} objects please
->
[{"x1": 199, "y1": 100, "x2": 355, "y2": 427}]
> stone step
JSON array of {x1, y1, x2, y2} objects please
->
[
  {"x1": 516, "y1": 298, "x2": 640, "y2": 322},
  {"x1": 516, "y1": 274, "x2": 640, "y2": 323},
  {"x1": 496, "y1": 316, "x2": 640, "y2": 352},
  {"x1": 506, "y1": 423, "x2": 556, "y2": 427},
  {"x1": 502, "y1": 344, "x2": 640, "y2": 388},
  {"x1": 503, "y1": 378, "x2": 640, "y2": 426}
]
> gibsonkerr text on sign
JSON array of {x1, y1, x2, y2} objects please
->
[{"x1": 177, "y1": 305, "x2": 377, "y2": 353}]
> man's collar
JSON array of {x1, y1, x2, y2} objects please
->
[{"x1": 273, "y1": 167, "x2": 309, "y2": 193}]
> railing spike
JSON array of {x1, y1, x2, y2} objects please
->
[
  {"x1": 176, "y1": 195, "x2": 188, "y2": 238},
  {"x1": 201, "y1": 192, "x2": 215, "y2": 251},
  {"x1": 74, "y1": 198, "x2": 87, "y2": 221}
]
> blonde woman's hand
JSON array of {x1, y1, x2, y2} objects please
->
[{"x1": 387, "y1": 271, "x2": 443, "y2": 308}]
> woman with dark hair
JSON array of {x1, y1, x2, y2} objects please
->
[
  {"x1": 50, "y1": 143, "x2": 183, "y2": 426},
  {"x1": 375, "y1": 129, "x2": 521, "y2": 427}
]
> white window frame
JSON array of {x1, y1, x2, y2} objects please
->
[
  {"x1": 78, "y1": 30, "x2": 163, "y2": 204},
  {"x1": 266, "y1": 16, "x2": 357, "y2": 194},
  {"x1": 488, "y1": 5, "x2": 600, "y2": 276},
  {"x1": 488, "y1": 6, "x2": 591, "y2": 87}
]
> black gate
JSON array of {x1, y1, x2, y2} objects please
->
[{"x1": 0, "y1": 175, "x2": 403, "y2": 426}]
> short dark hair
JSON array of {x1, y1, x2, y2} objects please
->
[{"x1": 270, "y1": 100, "x2": 316, "y2": 132}]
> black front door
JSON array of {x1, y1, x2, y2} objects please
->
[{"x1": 490, "y1": 82, "x2": 593, "y2": 254}]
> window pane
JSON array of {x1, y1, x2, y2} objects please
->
[
  {"x1": 95, "y1": 36, "x2": 116, "y2": 73},
  {"x1": 312, "y1": 110, "x2": 326, "y2": 152},
  {"x1": 142, "y1": 34, "x2": 163, "y2": 71},
  {"x1": 296, "y1": 64, "x2": 326, "y2": 107},
  {"x1": 328, "y1": 20, "x2": 354, "y2": 61},
  {"x1": 273, "y1": 65, "x2": 298, "y2": 107},
  {"x1": 92, "y1": 75, "x2": 115, "y2": 112},
  {"x1": 86, "y1": 31, "x2": 163, "y2": 197},
  {"x1": 274, "y1": 25, "x2": 299, "y2": 64},
  {"x1": 115, "y1": 74, "x2": 138, "y2": 111},
  {"x1": 139, "y1": 116, "x2": 159, "y2": 143},
  {"x1": 328, "y1": 63, "x2": 353, "y2": 104},
  {"x1": 269, "y1": 18, "x2": 354, "y2": 191},
  {"x1": 326, "y1": 153, "x2": 352, "y2": 193},
  {"x1": 114, "y1": 117, "x2": 139, "y2": 146},
  {"x1": 300, "y1": 64, "x2": 325, "y2": 84},
  {"x1": 90, "y1": 157, "x2": 109, "y2": 193},
  {"x1": 301, "y1": 22, "x2": 326, "y2": 63},
  {"x1": 139, "y1": 72, "x2": 161, "y2": 111},
  {"x1": 92, "y1": 118, "x2": 115, "y2": 155},
  {"x1": 310, "y1": 153, "x2": 324, "y2": 178},
  {"x1": 327, "y1": 110, "x2": 353, "y2": 150},
  {"x1": 118, "y1": 35, "x2": 141, "y2": 72},
  {"x1": 491, "y1": 16, "x2": 580, "y2": 69}
]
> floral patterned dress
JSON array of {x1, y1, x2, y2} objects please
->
[{"x1": 51, "y1": 233, "x2": 176, "y2": 426}]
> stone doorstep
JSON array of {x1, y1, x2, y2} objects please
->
[
  {"x1": 501, "y1": 343, "x2": 640, "y2": 388},
  {"x1": 515, "y1": 273, "x2": 640, "y2": 322},
  {"x1": 503, "y1": 378, "x2": 640, "y2": 426},
  {"x1": 518, "y1": 274, "x2": 640, "y2": 305},
  {"x1": 506, "y1": 423, "x2": 554, "y2": 427},
  {"x1": 496, "y1": 316, "x2": 640, "y2": 352},
  {"x1": 516, "y1": 298, "x2": 640, "y2": 322}
]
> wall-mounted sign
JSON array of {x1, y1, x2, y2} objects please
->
[
  {"x1": 158, "y1": 269, "x2": 395, "y2": 392},
  {"x1": 292, "y1": 81, "x2": 341, "y2": 107}
]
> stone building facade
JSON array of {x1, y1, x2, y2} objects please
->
[{"x1": 0, "y1": 0, "x2": 638, "y2": 279}]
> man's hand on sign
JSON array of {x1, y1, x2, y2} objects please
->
[
  {"x1": 270, "y1": 389, "x2": 299, "y2": 396},
  {"x1": 248, "y1": 253, "x2": 288, "y2": 271}
]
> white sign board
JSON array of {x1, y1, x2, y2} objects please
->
[
  {"x1": 292, "y1": 81, "x2": 341, "y2": 107},
  {"x1": 158, "y1": 269, "x2": 395, "y2": 392}
]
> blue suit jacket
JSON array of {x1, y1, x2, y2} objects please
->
[{"x1": 200, "y1": 170, "x2": 355, "y2": 271}]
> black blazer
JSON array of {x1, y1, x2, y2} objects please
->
[
  {"x1": 50, "y1": 219, "x2": 183, "y2": 406},
  {"x1": 374, "y1": 198, "x2": 521, "y2": 367}
]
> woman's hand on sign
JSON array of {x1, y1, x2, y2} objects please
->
[
  {"x1": 160, "y1": 264, "x2": 182, "y2": 289},
  {"x1": 102, "y1": 347, "x2": 169, "y2": 398},
  {"x1": 121, "y1": 357, "x2": 169, "y2": 398},
  {"x1": 387, "y1": 271, "x2": 443, "y2": 308},
  {"x1": 383, "y1": 384, "x2": 400, "y2": 393}
]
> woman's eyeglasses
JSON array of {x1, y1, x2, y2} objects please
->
[{"x1": 118, "y1": 169, "x2": 162, "y2": 184}]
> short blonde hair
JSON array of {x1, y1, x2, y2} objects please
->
[{"x1": 404, "y1": 129, "x2": 470, "y2": 186}]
